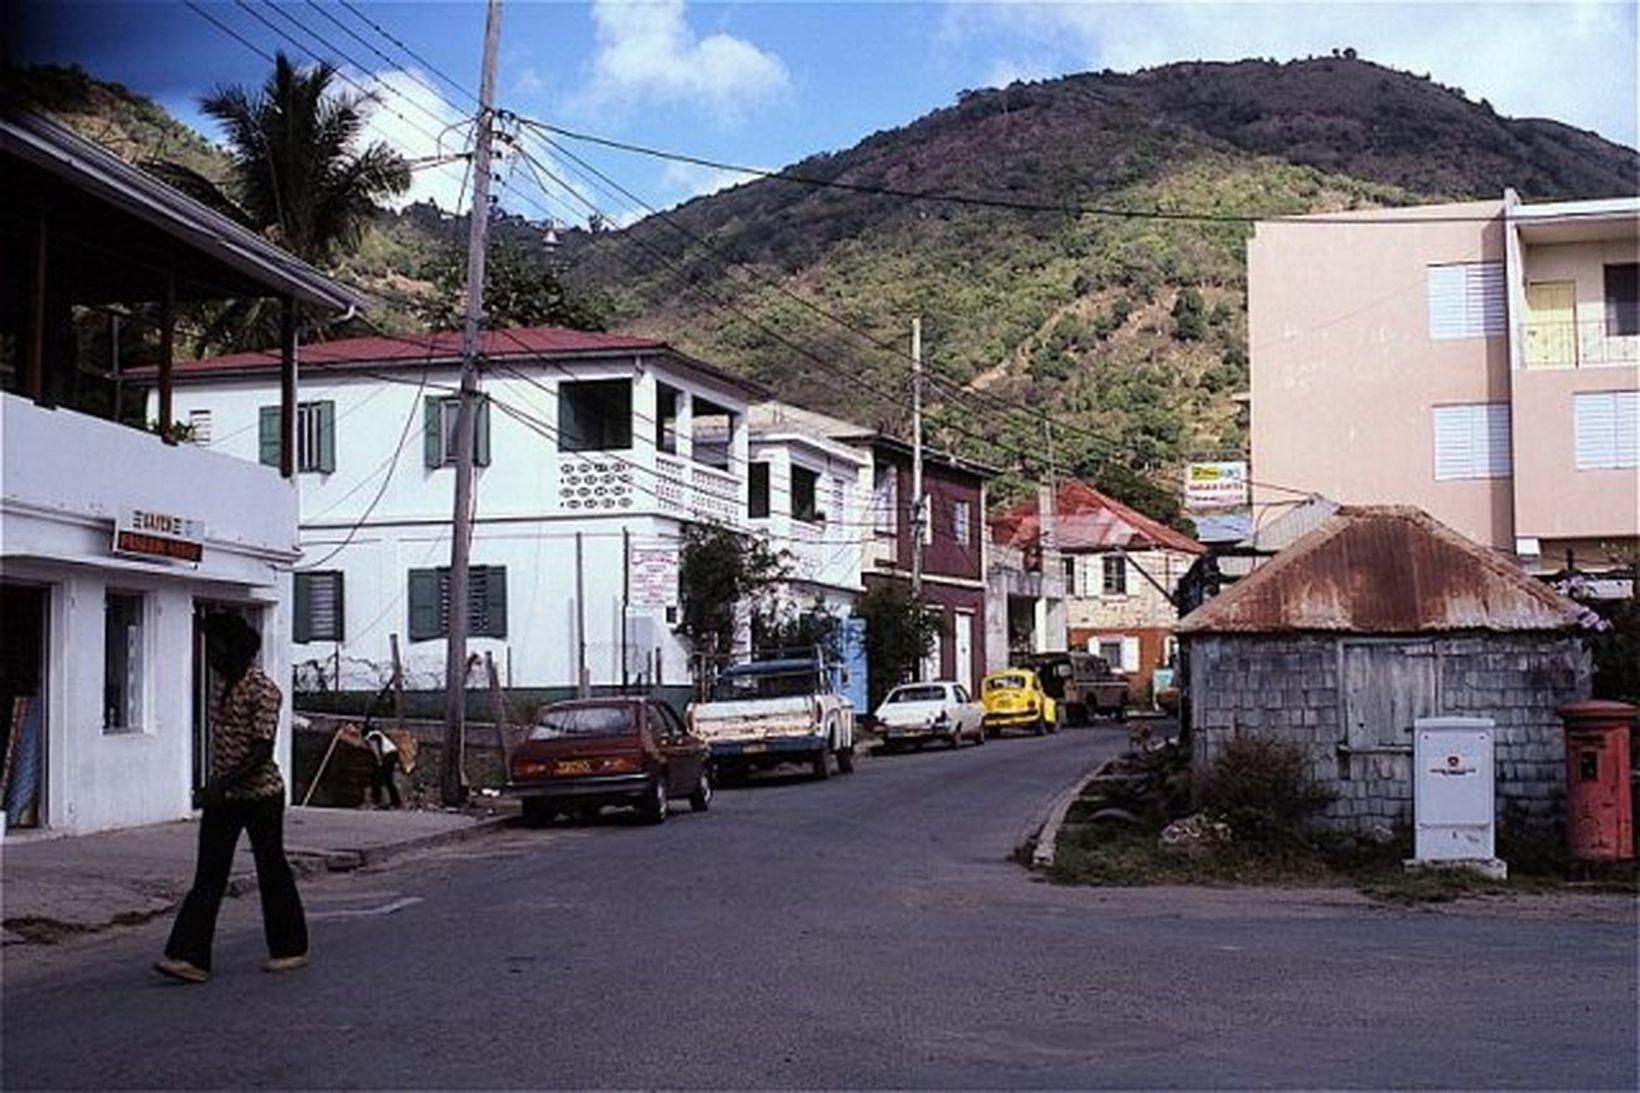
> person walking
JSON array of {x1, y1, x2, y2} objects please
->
[
  {"x1": 154, "y1": 613, "x2": 308, "y2": 984},
  {"x1": 363, "y1": 727, "x2": 402, "y2": 809}
]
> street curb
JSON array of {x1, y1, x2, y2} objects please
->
[
  {"x1": 3, "y1": 816, "x2": 517, "y2": 942},
  {"x1": 282, "y1": 814, "x2": 514, "y2": 876},
  {"x1": 1022, "y1": 756, "x2": 1116, "y2": 871}
]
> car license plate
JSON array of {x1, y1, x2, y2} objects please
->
[
  {"x1": 743, "y1": 742, "x2": 767, "y2": 754},
  {"x1": 555, "y1": 759, "x2": 593, "y2": 775}
]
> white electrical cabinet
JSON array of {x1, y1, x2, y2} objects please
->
[{"x1": 1413, "y1": 716, "x2": 1498, "y2": 864}]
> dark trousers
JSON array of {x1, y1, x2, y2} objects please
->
[
  {"x1": 370, "y1": 757, "x2": 401, "y2": 808},
  {"x1": 165, "y1": 797, "x2": 307, "y2": 971}
]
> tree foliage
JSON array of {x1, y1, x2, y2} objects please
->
[
  {"x1": 146, "y1": 52, "x2": 410, "y2": 350},
  {"x1": 675, "y1": 524, "x2": 788, "y2": 668},
  {"x1": 421, "y1": 239, "x2": 607, "y2": 333},
  {"x1": 854, "y1": 581, "x2": 938, "y2": 710}
]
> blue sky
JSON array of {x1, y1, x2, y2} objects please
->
[{"x1": 18, "y1": 1, "x2": 1639, "y2": 221}]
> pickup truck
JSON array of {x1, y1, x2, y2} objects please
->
[
  {"x1": 686, "y1": 658, "x2": 857, "y2": 781},
  {"x1": 1022, "y1": 651, "x2": 1128, "y2": 723}
]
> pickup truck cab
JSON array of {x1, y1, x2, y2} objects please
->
[
  {"x1": 686, "y1": 658, "x2": 857, "y2": 781},
  {"x1": 1022, "y1": 651, "x2": 1128, "y2": 723}
]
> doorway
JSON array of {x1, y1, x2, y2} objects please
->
[
  {"x1": 1525, "y1": 281, "x2": 1577, "y2": 369},
  {"x1": 953, "y1": 611, "x2": 974, "y2": 694},
  {"x1": 192, "y1": 601, "x2": 263, "y2": 801},
  {"x1": 2, "y1": 584, "x2": 48, "y2": 828}
]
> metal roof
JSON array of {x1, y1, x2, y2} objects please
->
[
  {"x1": 1176, "y1": 505, "x2": 1590, "y2": 635},
  {"x1": 991, "y1": 479, "x2": 1204, "y2": 555},
  {"x1": 162, "y1": 326, "x2": 766, "y2": 398},
  {"x1": 2, "y1": 110, "x2": 362, "y2": 313}
]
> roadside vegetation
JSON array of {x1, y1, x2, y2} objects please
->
[{"x1": 1046, "y1": 734, "x2": 1638, "y2": 902}]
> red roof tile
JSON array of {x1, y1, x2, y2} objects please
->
[
  {"x1": 171, "y1": 326, "x2": 665, "y2": 373},
  {"x1": 990, "y1": 479, "x2": 1203, "y2": 555}
]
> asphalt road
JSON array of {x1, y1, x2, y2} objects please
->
[{"x1": 5, "y1": 725, "x2": 1636, "y2": 1090}]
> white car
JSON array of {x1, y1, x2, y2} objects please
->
[{"x1": 872, "y1": 681, "x2": 986, "y2": 750}]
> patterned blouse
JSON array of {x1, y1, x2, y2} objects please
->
[{"x1": 210, "y1": 669, "x2": 286, "y2": 801}]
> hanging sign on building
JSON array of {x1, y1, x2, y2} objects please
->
[
  {"x1": 113, "y1": 508, "x2": 205, "y2": 564},
  {"x1": 1183, "y1": 461, "x2": 1249, "y2": 510},
  {"x1": 628, "y1": 540, "x2": 679, "y2": 610}
]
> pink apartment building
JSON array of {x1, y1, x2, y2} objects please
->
[{"x1": 1249, "y1": 192, "x2": 1638, "y2": 579}]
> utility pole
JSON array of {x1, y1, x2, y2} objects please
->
[
  {"x1": 1040, "y1": 419, "x2": 1064, "y2": 654},
  {"x1": 910, "y1": 317, "x2": 925, "y2": 681},
  {"x1": 441, "y1": 0, "x2": 503, "y2": 807}
]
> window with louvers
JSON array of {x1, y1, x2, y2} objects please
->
[
  {"x1": 408, "y1": 566, "x2": 507, "y2": 641},
  {"x1": 294, "y1": 571, "x2": 344, "y2": 643},
  {"x1": 1433, "y1": 403, "x2": 1512, "y2": 480},
  {"x1": 1427, "y1": 262, "x2": 1506, "y2": 340},
  {"x1": 1575, "y1": 390, "x2": 1639, "y2": 470}
]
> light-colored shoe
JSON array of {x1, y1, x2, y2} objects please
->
[
  {"x1": 262, "y1": 954, "x2": 310, "y2": 973},
  {"x1": 154, "y1": 957, "x2": 209, "y2": 984}
]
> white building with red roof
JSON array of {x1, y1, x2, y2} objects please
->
[
  {"x1": 991, "y1": 480, "x2": 1204, "y2": 700},
  {"x1": 154, "y1": 326, "x2": 763, "y2": 701}
]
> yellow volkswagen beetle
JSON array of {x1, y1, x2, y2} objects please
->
[{"x1": 980, "y1": 668, "x2": 1060, "y2": 736}]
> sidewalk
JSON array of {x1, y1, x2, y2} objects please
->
[{"x1": 1, "y1": 805, "x2": 512, "y2": 946}]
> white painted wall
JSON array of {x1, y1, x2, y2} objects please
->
[
  {"x1": 2, "y1": 394, "x2": 294, "y2": 834},
  {"x1": 164, "y1": 355, "x2": 754, "y2": 692}
]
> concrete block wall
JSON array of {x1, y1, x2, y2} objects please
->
[{"x1": 1187, "y1": 632, "x2": 1592, "y2": 833}]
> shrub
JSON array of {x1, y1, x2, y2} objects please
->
[{"x1": 1199, "y1": 735, "x2": 1334, "y2": 835}]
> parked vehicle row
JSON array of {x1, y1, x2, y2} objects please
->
[{"x1": 504, "y1": 655, "x2": 1110, "y2": 825}]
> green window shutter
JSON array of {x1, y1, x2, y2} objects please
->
[
  {"x1": 482, "y1": 566, "x2": 507, "y2": 638},
  {"x1": 408, "y1": 568, "x2": 443, "y2": 641},
  {"x1": 330, "y1": 572, "x2": 345, "y2": 642},
  {"x1": 293, "y1": 573, "x2": 313, "y2": 643},
  {"x1": 474, "y1": 397, "x2": 491, "y2": 467},
  {"x1": 316, "y1": 401, "x2": 336, "y2": 473},
  {"x1": 424, "y1": 398, "x2": 443, "y2": 468},
  {"x1": 258, "y1": 406, "x2": 280, "y2": 467}
]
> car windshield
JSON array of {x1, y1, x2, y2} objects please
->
[
  {"x1": 887, "y1": 685, "x2": 946, "y2": 703},
  {"x1": 527, "y1": 704, "x2": 635, "y2": 740},
  {"x1": 711, "y1": 670, "x2": 816, "y2": 701},
  {"x1": 986, "y1": 674, "x2": 1028, "y2": 692}
]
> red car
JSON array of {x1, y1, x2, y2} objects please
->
[{"x1": 506, "y1": 698, "x2": 712, "y2": 826}]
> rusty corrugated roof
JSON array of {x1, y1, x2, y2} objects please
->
[{"x1": 1176, "y1": 505, "x2": 1588, "y2": 634}]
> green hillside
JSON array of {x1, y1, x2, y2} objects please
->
[
  {"x1": 11, "y1": 56, "x2": 1636, "y2": 518},
  {"x1": 559, "y1": 56, "x2": 1637, "y2": 505}
]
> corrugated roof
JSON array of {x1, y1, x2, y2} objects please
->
[
  {"x1": 1177, "y1": 505, "x2": 1588, "y2": 634},
  {"x1": 163, "y1": 326, "x2": 766, "y2": 397},
  {"x1": 2, "y1": 111, "x2": 362, "y2": 313},
  {"x1": 991, "y1": 479, "x2": 1204, "y2": 555}
]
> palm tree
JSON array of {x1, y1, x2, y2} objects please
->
[{"x1": 150, "y1": 52, "x2": 410, "y2": 349}]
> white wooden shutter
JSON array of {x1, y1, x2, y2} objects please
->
[
  {"x1": 1428, "y1": 262, "x2": 1505, "y2": 339},
  {"x1": 1120, "y1": 635, "x2": 1140, "y2": 672},
  {"x1": 1576, "y1": 390, "x2": 1640, "y2": 470},
  {"x1": 1434, "y1": 404, "x2": 1511, "y2": 480}
]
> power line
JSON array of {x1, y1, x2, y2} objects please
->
[{"x1": 521, "y1": 117, "x2": 1586, "y2": 227}]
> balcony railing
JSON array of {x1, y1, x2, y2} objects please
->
[
  {"x1": 657, "y1": 453, "x2": 742, "y2": 525},
  {"x1": 1519, "y1": 319, "x2": 1640, "y2": 370}
]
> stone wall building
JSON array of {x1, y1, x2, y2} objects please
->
[{"x1": 1177, "y1": 506, "x2": 1594, "y2": 832}]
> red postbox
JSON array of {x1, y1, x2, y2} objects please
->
[{"x1": 1558, "y1": 700, "x2": 1636, "y2": 862}]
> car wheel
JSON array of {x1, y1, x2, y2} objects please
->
[
  {"x1": 639, "y1": 775, "x2": 668, "y2": 824},
  {"x1": 811, "y1": 749, "x2": 833, "y2": 780},
  {"x1": 689, "y1": 768, "x2": 712, "y2": 812},
  {"x1": 837, "y1": 748, "x2": 855, "y2": 774},
  {"x1": 976, "y1": 724, "x2": 988, "y2": 745},
  {"x1": 1033, "y1": 715, "x2": 1047, "y2": 736},
  {"x1": 520, "y1": 798, "x2": 555, "y2": 828}
]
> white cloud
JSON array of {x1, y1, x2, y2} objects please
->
[
  {"x1": 949, "y1": 1, "x2": 1638, "y2": 148},
  {"x1": 354, "y1": 68, "x2": 473, "y2": 212},
  {"x1": 660, "y1": 159, "x2": 757, "y2": 203},
  {"x1": 573, "y1": 0, "x2": 790, "y2": 121}
]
